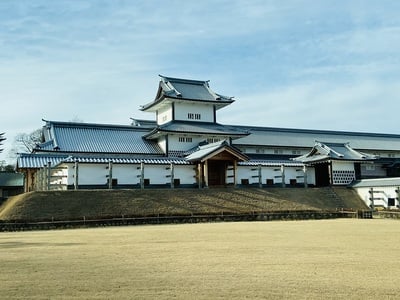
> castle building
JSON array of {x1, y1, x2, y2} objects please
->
[{"x1": 17, "y1": 75, "x2": 400, "y2": 207}]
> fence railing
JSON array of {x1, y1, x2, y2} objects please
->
[{"x1": 0, "y1": 210, "x2": 366, "y2": 232}]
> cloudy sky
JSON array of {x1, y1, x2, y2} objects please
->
[{"x1": 1, "y1": 0, "x2": 400, "y2": 163}]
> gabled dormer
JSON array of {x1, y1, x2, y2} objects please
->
[{"x1": 141, "y1": 75, "x2": 234, "y2": 125}]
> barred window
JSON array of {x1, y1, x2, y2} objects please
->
[
  {"x1": 188, "y1": 113, "x2": 201, "y2": 120},
  {"x1": 179, "y1": 137, "x2": 192, "y2": 143}
]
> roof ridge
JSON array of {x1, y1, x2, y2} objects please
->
[
  {"x1": 233, "y1": 124, "x2": 400, "y2": 138},
  {"x1": 159, "y1": 74, "x2": 208, "y2": 85},
  {"x1": 45, "y1": 120, "x2": 154, "y2": 131}
]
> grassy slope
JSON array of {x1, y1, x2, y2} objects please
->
[{"x1": 0, "y1": 187, "x2": 367, "y2": 221}]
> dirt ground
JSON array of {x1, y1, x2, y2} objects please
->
[{"x1": 0, "y1": 219, "x2": 398, "y2": 299}]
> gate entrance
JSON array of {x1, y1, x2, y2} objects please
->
[
  {"x1": 208, "y1": 160, "x2": 228, "y2": 186},
  {"x1": 315, "y1": 163, "x2": 331, "y2": 186}
]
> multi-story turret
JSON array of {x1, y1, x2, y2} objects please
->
[{"x1": 140, "y1": 75, "x2": 248, "y2": 156}]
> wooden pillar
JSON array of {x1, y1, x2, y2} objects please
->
[
  {"x1": 42, "y1": 167, "x2": 46, "y2": 191},
  {"x1": 204, "y1": 160, "x2": 209, "y2": 188},
  {"x1": 46, "y1": 162, "x2": 51, "y2": 191},
  {"x1": 39, "y1": 168, "x2": 43, "y2": 191},
  {"x1": 35, "y1": 169, "x2": 39, "y2": 191},
  {"x1": 38, "y1": 167, "x2": 42, "y2": 191},
  {"x1": 234, "y1": 160, "x2": 237, "y2": 188},
  {"x1": 170, "y1": 163, "x2": 174, "y2": 188},
  {"x1": 303, "y1": 165, "x2": 308, "y2": 188},
  {"x1": 108, "y1": 161, "x2": 113, "y2": 189},
  {"x1": 74, "y1": 161, "x2": 79, "y2": 190},
  {"x1": 396, "y1": 187, "x2": 400, "y2": 208},
  {"x1": 29, "y1": 170, "x2": 34, "y2": 192},
  {"x1": 140, "y1": 162, "x2": 145, "y2": 189},
  {"x1": 197, "y1": 163, "x2": 203, "y2": 189},
  {"x1": 369, "y1": 188, "x2": 374, "y2": 210},
  {"x1": 281, "y1": 164, "x2": 286, "y2": 188},
  {"x1": 328, "y1": 161, "x2": 333, "y2": 185},
  {"x1": 25, "y1": 170, "x2": 32, "y2": 192},
  {"x1": 258, "y1": 164, "x2": 262, "y2": 188}
]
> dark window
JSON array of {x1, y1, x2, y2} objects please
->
[
  {"x1": 144, "y1": 179, "x2": 150, "y2": 186},
  {"x1": 107, "y1": 178, "x2": 118, "y2": 187},
  {"x1": 266, "y1": 179, "x2": 274, "y2": 185},
  {"x1": 241, "y1": 179, "x2": 249, "y2": 185},
  {"x1": 388, "y1": 198, "x2": 395, "y2": 206},
  {"x1": 174, "y1": 179, "x2": 180, "y2": 187}
]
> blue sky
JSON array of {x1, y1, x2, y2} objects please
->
[{"x1": 1, "y1": 0, "x2": 400, "y2": 163}]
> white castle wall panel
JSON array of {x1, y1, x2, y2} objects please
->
[
  {"x1": 157, "y1": 105, "x2": 173, "y2": 125},
  {"x1": 174, "y1": 165, "x2": 197, "y2": 185},
  {"x1": 143, "y1": 164, "x2": 170, "y2": 185},
  {"x1": 112, "y1": 164, "x2": 140, "y2": 185},
  {"x1": 355, "y1": 186, "x2": 399, "y2": 208},
  {"x1": 168, "y1": 135, "x2": 203, "y2": 151},
  {"x1": 76, "y1": 164, "x2": 109, "y2": 185},
  {"x1": 174, "y1": 103, "x2": 214, "y2": 122}
]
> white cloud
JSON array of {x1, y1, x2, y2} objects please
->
[{"x1": 2, "y1": 0, "x2": 400, "y2": 163}]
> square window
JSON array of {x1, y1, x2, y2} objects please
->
[{"x1": 241, "y1": 179, "x2": 249, "y2": 185}]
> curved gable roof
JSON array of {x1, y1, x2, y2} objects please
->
[
  {"x1": 185, "y1": 140, "x2": 248, "y2": 162},
  {"x1": 141, "y1": 75, "x2": 234, "y2": 112},
  {"x1": 144, "y1": 121, "x2": 249, "y2": 140},
  {"x1": 292, "y1": 141, "x2": 377, "y2": 164}
]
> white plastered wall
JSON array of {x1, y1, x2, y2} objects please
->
[
  {"x1": 355, "y1": 186, "x2": 399, "y2": 208},
  {"x1": 236, "y1": 165, "x2": 315, "y2": 186},
  {"x1": 174, "y1": 103, "x2": 214, "y2": 122},
  {"x1": 157, "y1": 105, "x2": 173, "y2": 125}
]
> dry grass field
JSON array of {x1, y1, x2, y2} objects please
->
[
  {"x1": 0, "y1": 187, "x2": 366, "y2": 221},
  {"x1": 1, "y1": 219, "x2": 399, "y2": 299}
]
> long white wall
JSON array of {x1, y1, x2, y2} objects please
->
[
  {"x1": 63, "y1": 163, "x2": 197, "y2": 187},
  {"x1": 54, "y1": 162, "x2": 316, "y2": 189}
]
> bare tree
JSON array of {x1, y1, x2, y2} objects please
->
[
  {"x1": 14, "y1": 128, "x2": 43, "y2": 153},
  {"x1": 0, "y1": 161, "x2": 14, "y2": 172}
]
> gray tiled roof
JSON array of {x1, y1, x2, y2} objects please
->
[
  {"x1": 62, "y1": 156, "x2": 190, "y2": 165},
  {"x1": 145, "y1": 121, "x2": 249, "y2": 139},
  {"x1": 292, "y1": 141, "x2": 377, "y2": 163},
  {"x1": 185, "y1": 140, "x2": 248, "y2": 162},
  {"x1": 233, "y1": 125, "x2": 400, "y2": 151},
  {"x1": 159, "y1": 75, "x2": 234, "y2": 101},
  {"x1": 351, "y1": 177, "x2": 400, "y2": 188},
  {"x1": 141, "y1": 75, "x2": 234, "y2": 111},
  {"x1": 17, "y1": 153, "x2": 68, "y2": 168},
  {"x1": 36, "y1": 121, "x2": 163, "y2": 155},
  {"x1": 17, "y1": 153, "x2": 190, "y2": 169},
  {"x1": 239, "y1": 160, "x2": 304, "y2": 167}
]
